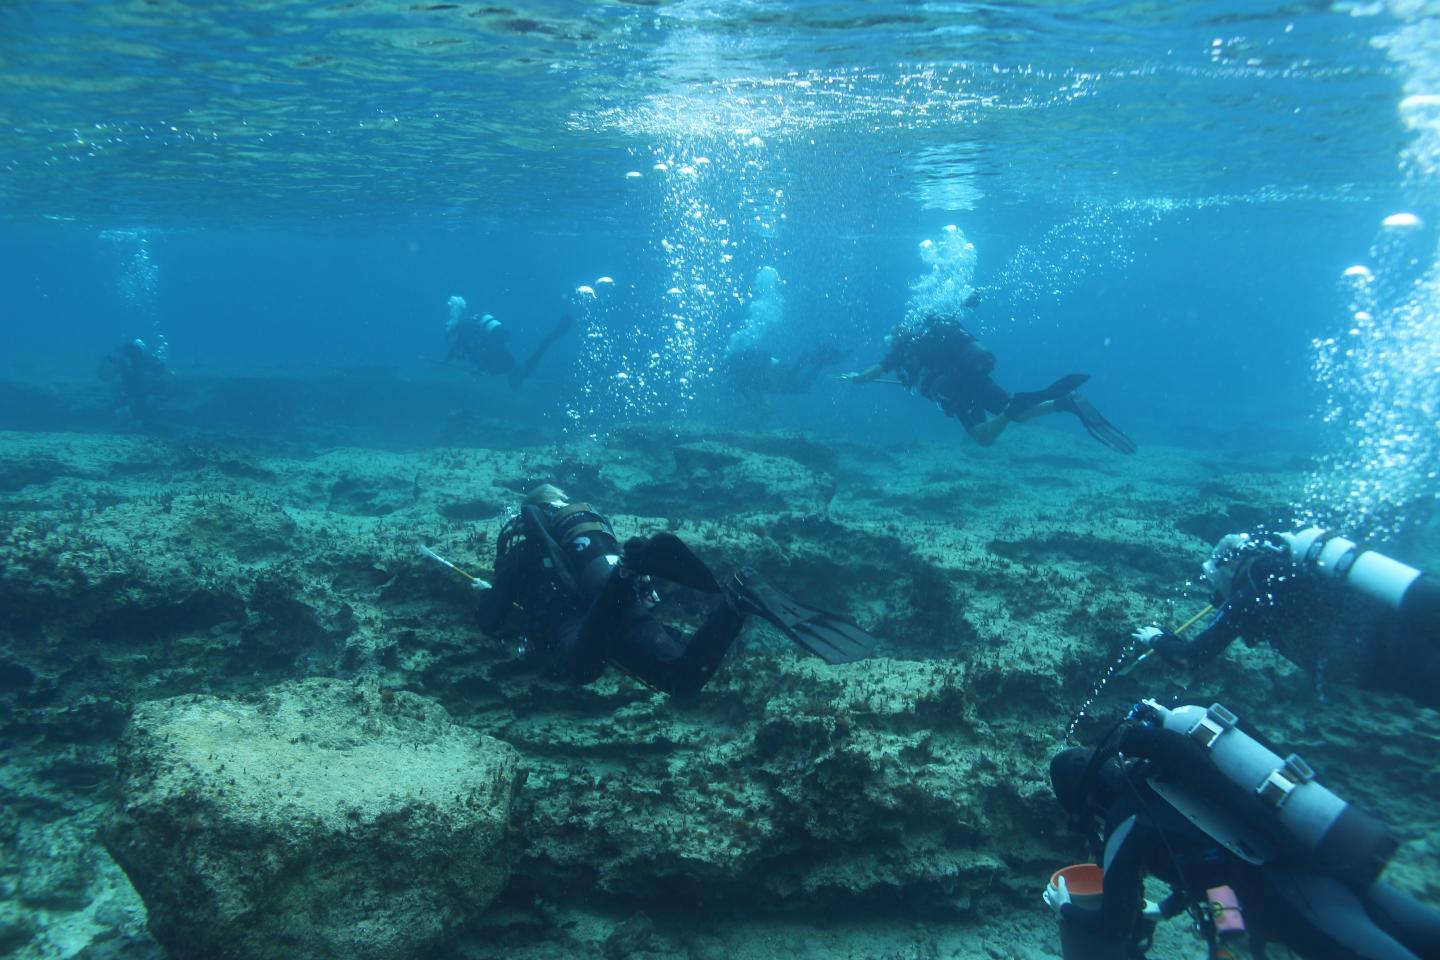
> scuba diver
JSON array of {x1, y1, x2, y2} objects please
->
[
  {"x1": 841, "y1": 314, "x2": 1135, "y2": 454},
  {"x1": 98, "y1": 336, "x2": 172, "y2": 419},
  {"x1": 728, "y1": 342, "x2": 848, "y2": 404},
  {"x1": 471, "y1": 485, "x2": 880, "y2": 697},
  {"x1": 1046, "y1": 699, "x2": 1440, "y2": 960},
  {"x1": 1132, "y1": 528, "x2": 1440, "y2": 708},
  {"x1": 443, "y1": 295, "x2": 572, "y2": 390}
]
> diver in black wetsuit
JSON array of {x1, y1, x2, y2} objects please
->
[
  {"x1": 728, "y1": 342, "x2": 848, "y2": 403},
  {"x1": 1045, "y1": 701, "x2": 1440, "y2": 960},
  {"x1": 1134, "y1": 529, "x2": 1440, "y2": 708},
  {"x1": 841, "y1": 314, "x2": 1134, "y2": 453},
  {"x1": 443, "y1": 295, "x2": 572, "y2": 390},
  {"x1": 475, "y1": 485, "x2": 879, "y2": 697},
  {"x1": 98, "y1": 336, "x2": 172, "y2": 419}
]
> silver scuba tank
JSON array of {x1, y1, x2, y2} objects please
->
[
  {"x1": 1280, "y1": 528, "x2": 1435, "y2": 623},
  {"x1": 1136, "y1": 700, "x2": 1398, "y2": 889}
]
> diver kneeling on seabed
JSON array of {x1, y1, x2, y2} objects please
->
[
  {"x1": 432, "y1": 485, "x2": 880, "y2": 697},
  {"x1": 1043, "y1": 699, "x2": 1440, "y2": 960}
]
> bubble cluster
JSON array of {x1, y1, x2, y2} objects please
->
[
  {"x1": 99, "y1": 228, "x2": 160, "y2": 332},
  {"x1": 565, "y1": 111, "x2": 785, "y2": 433},
  {"x1": 726, "y1": 265, "x2": 785, "y2": 358},
  {"x1": 1301, "y1": 220, "x2": 1440, "y2": 540},
  {"x1": 904, "y1": 224, "x2": 978, "y2": 328},
  {"x1": 1298, "y1": 4, "x2": 1440, "y2": 541},
  {"x1": 563, "y1": 276, "x2": 662, "y2": 434}
]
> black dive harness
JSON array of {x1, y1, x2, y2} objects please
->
[{"x1": 506, "y1": 502, "x2": 620, "y2": 601}]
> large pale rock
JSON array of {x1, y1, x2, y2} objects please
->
[{"x1": 104, "y1": 679, "x2": 522, "y2": 960}]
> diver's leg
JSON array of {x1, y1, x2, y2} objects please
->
[
  {"x1": 665, "y1": 598, "x2": 746, "y2": 697},
  {"x1": 1365, "y1": 881, "x2": 1440, "y2": 959},
  {"x1": 965, "y1": 413, "x2": 1012, "y2": 445},
  {"x1": 551, "y1": 616, "x2": 607, "y2": 686},
  {"x1": 605, "y1": 617, "x2": 686, "y2": 693},
  {"x1": 1261, "y1": 870, "x2": 1418, "y2": 960},
  {"x1": 1009, "y1": 399, "x2": 1059, "y2": 422},
  {"x1": 946, "y1": 377, "x2": 1015, "y2": 445},
  {"x1": 572, "y1": 565, "x2": 643, "y2": 684},
  {"x1": 607, "y1": 599, "x2": 746, "y2": 699}
]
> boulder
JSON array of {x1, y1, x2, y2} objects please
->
[{"x1": 104, "y1": 679, "x2": 522, "y2": 960}]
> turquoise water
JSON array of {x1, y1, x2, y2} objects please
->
[
  {"x1": 6, "y1": 2, "x2": 1438, "y2": 536},
  {"x1": 2, "y1": 0, "x2": 1438, "y2": 524}
]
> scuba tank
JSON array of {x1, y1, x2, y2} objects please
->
[
  {"x1": 493, "y1": 500, "x2": 622, "y2": 601},
  {"x1": 1129, "y1": 700, "x2": 1398, "y2": 890},
  {"x1": 519, "y1": 501, "x2": 621, "y2": 600},
  {"x1": 1281, "y1": 528, "x2": 1439, "y2": 629}
]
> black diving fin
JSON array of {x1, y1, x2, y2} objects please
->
[
  {"x1": 622, "y1": 533, "x2": 721, "y2": 593},
  {"x1": 1057, "y1": 394, "x2": 1137, "y2": 455},
  {"x1": 1006, "y1": 373, "x2": 1091, "y2": 416},
  {"x1": 728, "y1": 568, "x2": 879, "y2": 665},
  {"x1": 509, "y1": 313, "x2": 576, "y2": 390}
]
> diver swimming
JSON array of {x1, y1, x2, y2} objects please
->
[
  {"x1": 843, "y1": 313, "x2": 1135, "y2": 453},
  {"x1": 442, "y1": 294, "x2": 573, "y2": 389}
]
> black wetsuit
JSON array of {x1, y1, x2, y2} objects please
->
[
  {"x1": 1061, "y1": 731, "x2": 1440, "y2": 959},
  {"x1": 476, "y1": 503, "x2": 746, "y2": 697},
  {"x1": 445, "y1": 316, "x2": 516, "y2": 375},
  {"x1": 880, "y1": 317, "x2": 1009, "y2": 428},
  {"x1": 730, "y1": 343, "x2": 844, "y2": 401},
  {"x1": 100, "y1": 342, "x2": 171, "y2": 416},
  {"x1": 1155, "y1": 547, "x2": 1440, "y2": 708},
  {"x1": 447, "y1": 313, "x2": 573, "y2": 387}
]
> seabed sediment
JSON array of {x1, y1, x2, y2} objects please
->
[{"x1": 1, "y1": 380, "x2": 1436, "y2": 960}]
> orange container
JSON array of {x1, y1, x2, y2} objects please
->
[
  {"x1": 1051, "y1": 864, "x2": 1124, "y2": 959},
  {"x1": 1049, "y1": 863, "x2": 1104, "y2": 908}
]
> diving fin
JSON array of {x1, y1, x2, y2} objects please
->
[
  {"x1": 623, "y1": 533, "x2": 721, "y2": 593},
  {"x1": 728, "y1": 567, "x2": 879, "y2": 665},
  {"x1": 1006, "y1": 373, "x2": 1090, "y2": 416},
  {"x1": 509, "y1": 313, "x2": 576, "y2": 389},
  {"x1": 1057, "y1": 394, "x2": 1137, "y2": 455}
]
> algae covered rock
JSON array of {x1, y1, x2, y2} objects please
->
[{"x1": 103, "y1": 678, "x2": 523, "y2": 960}]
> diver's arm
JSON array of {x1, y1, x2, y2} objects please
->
[
  {"x1": 844, "y1": 362, "x2": 886, "y2": 384},
  {"x1": 1150, "y1": 612, "x2": 1239, "y2": 668},
  {"x1": 475, "y1": 536, "x2": 522, "y2": 634},
  {"x1": 475, "y1": 570, "x2": 518, "y2": 634}
]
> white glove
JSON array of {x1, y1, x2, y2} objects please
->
[
  {"x1": 1043, "y1": 876, "x2": 1071, "y2": 915},
  {"x1": 1142, "y1": 899, "x2": 1163, "y2": 919},
  {"x1": 471, "y1": 578, "x2": 493, "y2": 591},
  {"x1": 1132, "y1": 626, "x2": 1164, "y2": 646}
]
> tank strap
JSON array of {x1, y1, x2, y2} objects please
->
[
  {"x1": 564, "y1": 521, "x2": 611, "y2": 539},
  {"x1": 550, "y1": 503, "x2": 616, "y2": 542},
  {"x1": 523, "y1": 505, "x2": 582, "y2": 596},
  {"x1": 1187, "y1": 703, "x2": 1237, "y2": 749},
  {"x1": 553, "y1": 502, "x2": 597, "y2": 521}
]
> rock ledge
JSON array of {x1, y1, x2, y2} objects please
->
[{"x1": 105, "y1": 678, "x2": 522, "y2": 960}]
